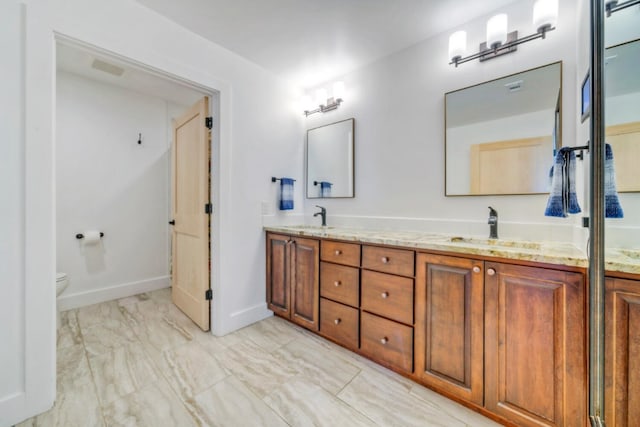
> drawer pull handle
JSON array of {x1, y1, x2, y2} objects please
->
[
  {"x1": 334, "y1": 281, "x2": 341, "y2": 287},
  {"x1": 487, "y1": 268, "x2": 496, "y2": 276},
  {"x1": 381, "y1": 256, "x2": 389, "y2": 264},
  {"x1": 335, "y1": 250, "x2": 342, "y2": 255},
  {"x1": 381, "y1": 292, "x2": 389, "y2": 299},
  {"x1": 334, "y1": 318, "x2": 341, "y2": 325},
  {"x1": 380, "y1": 337, "x2": 389, "y2": 345},
  {"x1": 472, "y1": 266, "x2": 481, "y2": 273}
]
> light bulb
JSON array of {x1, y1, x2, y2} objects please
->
[
  {"x1": 533, "y1": 0, "x2": 558, "y2": 33},
  {"x1": 332, "y1": 81, "x2": 345, "y2": 100},
  {"x1": 486, "y1": 14, "x2": 508, "y2": 49},
  {"x1": 315, "y1": 88, "x2": 328, "y2": 107},
  {"x1": 448, "y1": 31, "x2": 467, "y2": 61}
]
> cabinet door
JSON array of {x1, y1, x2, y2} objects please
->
[
  {"x1": 605, "y1": 277, "x2": 640, "y2": 427},
  {"x1": 290, "y1": 237, "x2": 320, "y2": 331},
  {"x1": 484, "y1": 262, "x2": 586, "y2": 427},
  {"x1": 266, "y1": 233, "x2": 291, "y2": 317},
  {"x1": 415, "y1": 253, "x2": 484, "y2": 406}
]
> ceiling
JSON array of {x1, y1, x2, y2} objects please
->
[
  {"x1": 56, "y1": 42, "x2": 205, "y2": 107},
  {"x1": 134, "y1": 0, "x2": 519, "y2": 88}
]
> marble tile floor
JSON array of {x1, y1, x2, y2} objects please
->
[{"x1": 19, "y1": 288, "x2": 501, "y2": 427}]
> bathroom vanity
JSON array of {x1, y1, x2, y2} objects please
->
[{"x1": 264, "y1": 226, "x2": 613, "y2": 426}]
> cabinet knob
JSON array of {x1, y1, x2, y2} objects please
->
[
  {"x1": 487, "y1": 268, "x2": 496, "y2": 276},
  {"x1": 381, "y1": 256, "x2": 389, "y2": 264},
  {"x1": 335, "y1": 249, "x2": 342, "y2": 255},
  {"x1": 334, "y1": 318, "x2": 341, "y2": 325},
  {"x1": 334, "y1": 281, "x2": 341, "y2": 287},
  {"x1": 380, "y1": 337, "x2": 389, "y2": 345},
  {"x1": 472, "y1": 266, "x2": 481, "y2": 273},
  {"x1": 381, "y1": 292, "x2": 389, "y2": 299}
]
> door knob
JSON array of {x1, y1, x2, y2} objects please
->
[{"x1": 168, "y1": 220, "x2": 175, "y2": 225}]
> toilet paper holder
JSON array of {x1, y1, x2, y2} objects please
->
[{"x1": 75, "y1": 232, "x2": 104, "y2": 239}]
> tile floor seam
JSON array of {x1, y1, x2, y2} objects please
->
[{"x1": 81, "y1": 332, "x2": 109, "y2": 426}]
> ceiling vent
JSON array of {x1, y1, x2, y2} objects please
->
[{"x1": 91, "y1": 58, "x2": 125, "y2": 77}]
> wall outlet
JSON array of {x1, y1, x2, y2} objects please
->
[{"x1": 261, "y1": 201, "x2": 274, "y2": 216}]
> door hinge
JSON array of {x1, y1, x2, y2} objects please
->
[
  {"x1": 205, "y1": 289, "x2": 213, "y2": 300},
  {"x1": 205, "y1": 116, "x2": 213, "y2": 130},
  {"x1": 205, "y1": 203, "x2": 213, "y2": 214}
]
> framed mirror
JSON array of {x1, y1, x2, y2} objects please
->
[
  {"x1": 605, "y1": 39, "x2": 640, "y2": 192},
  {"x1": 306, "y1": 118, "x2": 354, "y2": 198},
  {"x1": 445, "y1": 62, "x2": 562, "y2": 196}
]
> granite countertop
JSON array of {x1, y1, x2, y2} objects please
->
[{"x1": 264, "y1": 225, "x2": 640, "y2": 276}]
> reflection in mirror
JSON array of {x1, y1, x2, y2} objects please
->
[
  {"x1": 605, "y1": 39, "x2": 640, "y2": 192},
  {"x1": 445, "y1": 62, "x2": 562, "y2": 196},
  {"x1": 306, "y1": 118, "x2": 354, "y2": 198}
]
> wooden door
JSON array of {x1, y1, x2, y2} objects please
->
[
  {"x1": 171, "y1": 97, "x2": 211, "y2": 331},
  {"x1": 605, "y1": 277, "x2": 640, "y2": 427},
  {"x1": 290, "y1": 237, "x2": 320, "y2": 331},
  {"x1": 606, "y1": 121, "x2": 640, "y2": 192},
  {"x1": 266, "y1": 233, "x2": 291, "y2": 317},
  {"x1": 484, "y1": 262, "x2": 586, "y2": 427},
  {"x1": 415, "y1": 253, "x2": 484, "y2": 406}
]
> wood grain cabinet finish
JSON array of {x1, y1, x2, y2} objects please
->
[
  {"x1": 484, "y1": 262, "x2": 586, "y2": 427},
  {"x1": 362, "y1": 245, "x2": 415, "y2": 277},
  {"x1": 414, "y1": 253, "x2": 484, "y2": 406},
  {"x1": 605, "y1": 277, "x2": 640, "y2": 427},
  {"x1": 320, "y1": 262, "x2": 359, "y2": 307},
  {"x1": 321, "y1": 240, "x2": 361, "y2": 267},
  {"x1": 266, "y1": 233, "x2": 320, "y2": 332},
  {"x1": 361, "y1": 311, "x2": 413, "y2": 373},
  {"x1": 361, "y1": 270, "x2": 414, "y2": 325},
  {"x1": 320, "y1": 298, "x2": 359, "y2": 351}
]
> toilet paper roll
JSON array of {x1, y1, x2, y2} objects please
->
[{"x1": 82, "y1": 230, "x2": 102, "y2": 245}]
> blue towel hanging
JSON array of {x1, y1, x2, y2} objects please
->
[
  {"x1": 279, "y1": 178, "x2": 294, "y2": 210},
  {"x1": 320, "y1": 181, "x2": 332, "y2": 198},
  {"x1": 605, "y1": 143, "x2": 623, "y2": 218},
  {"x1": 545, "y1": 147, "x2": 581, "y2": 217}
]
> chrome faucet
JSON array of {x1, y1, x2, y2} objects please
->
[
  {"x1": 488, "y1": 206, "x2": 498, "y2": 239},
  {"x1": 314, "y1": 205, "x2": 327, "y2": 226}
]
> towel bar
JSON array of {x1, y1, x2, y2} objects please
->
[{"x1": 271, "y1": 177, "x2": 296, "y2": 182}]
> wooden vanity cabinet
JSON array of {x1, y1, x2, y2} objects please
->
[
  {"x1": 415, "y1": 253, "x2": 485, "y2": 406},
  {"x1": 484, "y1": 262, "x2": 586, "y2": 427},
  {"x1": 605, "y1": 276, "x2": 640, "y2": 427},
  {"x1": 266, "y1": 233, "x2": 320, "y2": 331}
]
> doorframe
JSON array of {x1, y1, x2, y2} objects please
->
[{"x1": 51, "y1": 34, "x2": 226, "y2": 333}]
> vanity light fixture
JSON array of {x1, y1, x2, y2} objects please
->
[
  {"x1": 605, "y1": 0, "x2": 640, "y2": 17},
  {"x1": 302, "y1": 81, "x2": 345, "y2": 116},
  {"x1": 448, "y1": 0, "x2": 558, "y2": 67}
]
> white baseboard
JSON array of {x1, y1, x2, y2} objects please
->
[
  {"x1": 57, "y1": 276, "x2": 170, "y2": 311},
  {"x1": 212, "y1": 302, "x2": 272, "y2": 336}
]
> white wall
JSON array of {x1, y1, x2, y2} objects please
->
[
  {"x1": 3, "y1": 0, "x2": 303, "y2": 423},
  {"x1": 56, "y1": 71, "x2": 186, "y2": 309},
  {"x1": 302, "y1": 0, "x2": 583, "y2": 243}
]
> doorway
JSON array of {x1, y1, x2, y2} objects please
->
[{"x1": 55, "y1": 39, "x2": 215, "y2": 330}]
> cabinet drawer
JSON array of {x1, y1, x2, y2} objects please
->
[
  {"x1": 320, "y1": 298, "x2": 359, "y2": 351},
  {"x1": 362, "y1": 245, "x2": 414, "y2": 276},
  {"x1": 320, "y1": 262, "x2": 359, "y2": 307},
  {"x1": 321, "y1": 241, "x2": 361, "y2": 267},
  {"x1": 361, "y1": 270, "x2": 414, "y2": 325},
  {"x1": 361, "y1": 312, "x2": 413, "y2": 373}
]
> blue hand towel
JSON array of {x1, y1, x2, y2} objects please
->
[
  {"x1": 320, "y1": 181, "x2": 332, "y2": 198},
  {"x1": 279, "y1": 178, "x2": 294, "y2": 210},
  {"x1": 605, "y1": 143, "x2": 624, "y2": 218},
  {"x1": 545, "y1": 148, "x2": 581, "y2": 217}
]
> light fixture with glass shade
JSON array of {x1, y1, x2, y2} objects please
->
[
  {"x1": 448, "y1": 0, "x2": 558, "y2": 67},
  {"x1": 303, "y1": 81, "x2": 345, "y2": 116},
  {"x1": 605, "y1": 0, "x2": 640, "y2": 17}
]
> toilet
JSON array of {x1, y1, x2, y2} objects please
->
[{"x1": 56, "y1": 272, "x2": 69, "y2": 329}]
